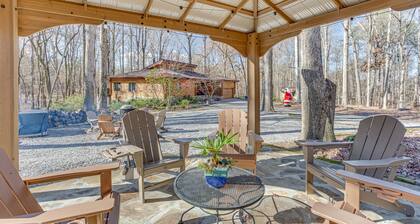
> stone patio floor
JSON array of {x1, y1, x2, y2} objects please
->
[{"x1": 31, "y1": 149, "x2": 420, "y2": 224}]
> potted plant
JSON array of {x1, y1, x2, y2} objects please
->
[{"x1": 192, "y1": 131, "x2": 237, "y2": 188}]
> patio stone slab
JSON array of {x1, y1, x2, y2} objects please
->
[{"x1": 28, "y1": 151, "x2": 420, "y2": 224}]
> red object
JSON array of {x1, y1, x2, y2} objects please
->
[{"x1": 283, "y1": 91, "x2": 293, "y2": 107}]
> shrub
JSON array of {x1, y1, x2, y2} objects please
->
[
  {"x1": 109, "y1": 101, "x2": 124, "y2": 112},
  {"x1": 51, "y1": 95, "x2": 83, "y2": 112},
  {"x1": 128, "y1": 98, "x2": 166, "y2": 110},
  {"x1": 179, "y1": 99, "x2": 190, "y2": 109}
]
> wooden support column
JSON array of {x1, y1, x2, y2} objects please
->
[
  {"x1": 0, "y1": 0, "x2": 19, "y2": 167},
  {"x1": 247, "y1": 33, "x2": 260, "y2": 134}
]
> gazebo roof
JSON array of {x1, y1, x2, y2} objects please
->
[
  {"x1": 62, "y1": 0, "x2": 387, "y2": 33},
  {"x1": 18, "y1": 0, "x2": 418, "y2": 56}
]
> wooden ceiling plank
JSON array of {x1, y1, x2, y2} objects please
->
[
  {"x1": 218, "y1": 0, "x2": 249, "y2": 29},
  {"x1": 262, "y1": 0, "x2": 294, "y2": 23},
  {"x1": 258, "y1": 0, "x2": 300, "y2": 16},
  {"x1": 179, "y1": 0, "x2": 196, "y2": 23},
  {"x1": 196, "y1": 0, "x2": 253, "y2": 16},
  {"x1": 17, "y1": 0, "x2": 248, "y2": 43}
]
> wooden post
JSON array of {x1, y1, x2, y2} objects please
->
[
  {"x1": 247, "y1": 33, "x2": 260, "y2": 134},
  {"x1": 0, "y1": 0, "x2": 19, "y2": 167}
]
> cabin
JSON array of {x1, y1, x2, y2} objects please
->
[{"x1": 108, "y1": 59, "x2": 237, "y2": 102}]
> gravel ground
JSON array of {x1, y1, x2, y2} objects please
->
[{"x1": 19, "y1": 99, "x2": 420, "y2": 177}]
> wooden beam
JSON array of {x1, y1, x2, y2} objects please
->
[
  {"x1": 332, "y1": 0, "x2": 345, "y2": 9},
  {"x1": 391, "y1": 1, "x2": 420, "y2": 11},
  {"x1": 246, "y1": 33, "x2": 260, "y2": 134},
  {"x1": 258, "y1": 0, "x2": 300, "y2": 16},
  {"x1": 179, "y1": 0, "x2": 196, "y2": 23},
  {"x1": 16, "y1": 0, "x2": 248, "y2": 45},
  {"x1": 259, "y1": 0, "x2": 420, "y2": 45},
  {"x1": 196, "y1": 0, "x2": 253, "y2": 16},
  {"x1": 0, "y1": 0, "x2": 19, "y2": 167},
  {"x1": 262, "y1": 0, "x2": 294, "y2": 23},
  {"x1": 144, "y1": 0, "x2": 153, "y2": 17},
  {"x1": 259, "y1": 30, "x2": 301, "y2": 56},
  {"x1": 219, "y1": 0, "x2": 249, "y2": 29}
]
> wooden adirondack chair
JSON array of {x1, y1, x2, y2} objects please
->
[
  {"x1": 122, "y1": 109, "x2": 191, "y2": 203},
  {"x1": 312, "y1": 170, "x2": 420, "y2": 224},
  {"x1": 297, "y1": 115, "x2": 413, "y2": 216},
  {"x1": 215, "y1": 109, "x2": 263, "y2": 174},
  {"x1": 154, "y1": 109, "x2": 167, "y2": 131},
  {"x1": 0, "y1": 148, "x2": 120, "y2": 224},
  {"x1": 97, "y1": 114, "x2": 122, "y2": 140}
]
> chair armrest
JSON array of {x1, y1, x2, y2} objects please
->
[
  {"x1": 2, "y1": 196, "x2": 116, "y2": 224},
  {"x1": 343, "y1": 157, "x2": 410, "y2": 170},
  {"x1": 311, "y1": 202, "x2": 375, "y2": 224},
  {"x1": 23, "y1": 162, "x2": 120, "y2": 186},
  {"x1": 336, "y1": 170, "x2": 420, "y2": 204},
  {"x1": 173, "y1": 138, "x2": 192, "y2": 159},
  {"x1": 295, "y1": 140, "x2": 353, "y2": 149}
]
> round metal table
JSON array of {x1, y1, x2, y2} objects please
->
[{"x1": 174, "y1": 167, "x2": 265, "y2": 223}]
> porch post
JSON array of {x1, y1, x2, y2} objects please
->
[
  {"x1": 0, "y1": 0, "x2": 19, "y2": 167},
  {"x1": 247, "y1": 33, "x2": 260, "y2": 134}
]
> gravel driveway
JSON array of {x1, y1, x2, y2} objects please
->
[{"x1": 19, "y1": 99, "x2": 420, "y2": 177}]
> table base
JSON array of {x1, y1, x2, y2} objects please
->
[{"x1": 179, "y1": 206, "x2": 270, "y2": 224}]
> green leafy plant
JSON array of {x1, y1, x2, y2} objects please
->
[
  {"x1": 179, "y1": 99, "x2": 190, "y2": 109},
  {"x1": 192, "y1": 131, "x2": 237, "y2": 173}
]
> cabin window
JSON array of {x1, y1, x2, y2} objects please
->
[
  {"x1": 128, "y1": 82, "x2": 136, "y2": 92},
  {"x1": 113, "y1": 82, "x2": 121, "y2": 91}
]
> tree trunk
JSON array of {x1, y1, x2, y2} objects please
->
[
  {"x1": 294, "y1": 36, "x2": 301, "y2": 103},
  {"x1": 98, "y1": 23, "x2": 109, "y2": 111},
  {"x1": 366, "y1": 16, "x2": 373, "y2": 107},
  {"x1": 83, "y1": 25, "x2": 96, "y2": 111},
  {"x1": 382, "y1": 12, "x2": 392, "y2": 109},
  {"x1": 342, "y1": 19, "x2": 349, "y2": 106},
  {"x1": 263, "y1": 48, "x2": 274, "y2": 112},
  {"x1": 350, "y1": 23, "x2": 361, "y2": 105},
  {"x1": 301, "y1": 27, "x2": 336, "y2": 141},
  {"x1": 415, "y1": 12, "x2": 420, "y2": 108}
]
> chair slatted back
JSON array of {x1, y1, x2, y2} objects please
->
[
  {"x1": 155, "y1": 110, "x2": 166, "y2": 129},
  {"x1": 99, "y1": 121, "x2": 116, "y2": 134},
  {"x1": 218, "y1": 109, "x2": 248, "y2": 154},
  {"x1": 350, "y1": 115, "x2": 406, "y2": 178},
  {"x1": 0, "y1": 148, "x2": 43, "y2": 218},
  {"x1": 123, "y1": 110, "x2": 162, "y2": 163},
  {"x1": 98, "y1": 114, "x2": 112, "y2": 122}
]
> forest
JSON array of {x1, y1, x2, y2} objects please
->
[{"x1": 17, "y1": 8, "x2": 420, "y2": 112}]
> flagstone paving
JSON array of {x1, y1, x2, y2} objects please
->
[{"x1": 31, "y1": 150, "x2": 420, "y2": 224}]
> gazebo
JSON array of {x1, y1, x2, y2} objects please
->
[{"x1": 0, "y1": 0, "x2": 419, "y2": 167}]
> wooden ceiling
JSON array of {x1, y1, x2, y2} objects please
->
[{"x1": 16, "y1": 0, "x2": 420, "y2": 56}]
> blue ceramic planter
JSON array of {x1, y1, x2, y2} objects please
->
[{"x1": 205, "y1": 167, "x2": 229, "y2": 188}]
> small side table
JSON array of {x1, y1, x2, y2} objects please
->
[{"x1": 174, "y1": 167, "x2": 265, "y2": 223}]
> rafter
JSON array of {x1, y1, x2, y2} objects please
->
[
  {"x1": 219, "y1": 0, "x2": 249, "y2": 29},
  {"x1": 262, "y1": 0, "x2": 294, "y2": 23},
  {"x1": 253, "y1": 0, "x2": 258, "y2": 31},
  {"x1": 332, "y1": 0, "x2": 344, "y2": 9},
  {"x1": 17, "y1": 0, "x2": 247, "y2": 45},
  {"x1": 258, "y1": 0, "x2": 420, "y2": 47},
  {"x1": 258, "y1": 0, "x2": 299, "y2": 16},
  {"x1": 144, "y1": 0, "x2": 153, "y2": 17},
  {"x1": 196, "y1": 0, "x2": 253, "y2": 16},
  {"x1": 179, "y1": 0, "x2": 196, "y2": 23}
]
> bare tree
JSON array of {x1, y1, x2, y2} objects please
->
[
  {"x1": 98, "y1": 23, "x2": 109, "y2": 111},
  {"x1": 83, "y1": 25, "x2": 96, "y2": 111},
  {"x1": 262, "y1": 48, "x2": 274, "y2": 112}
]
